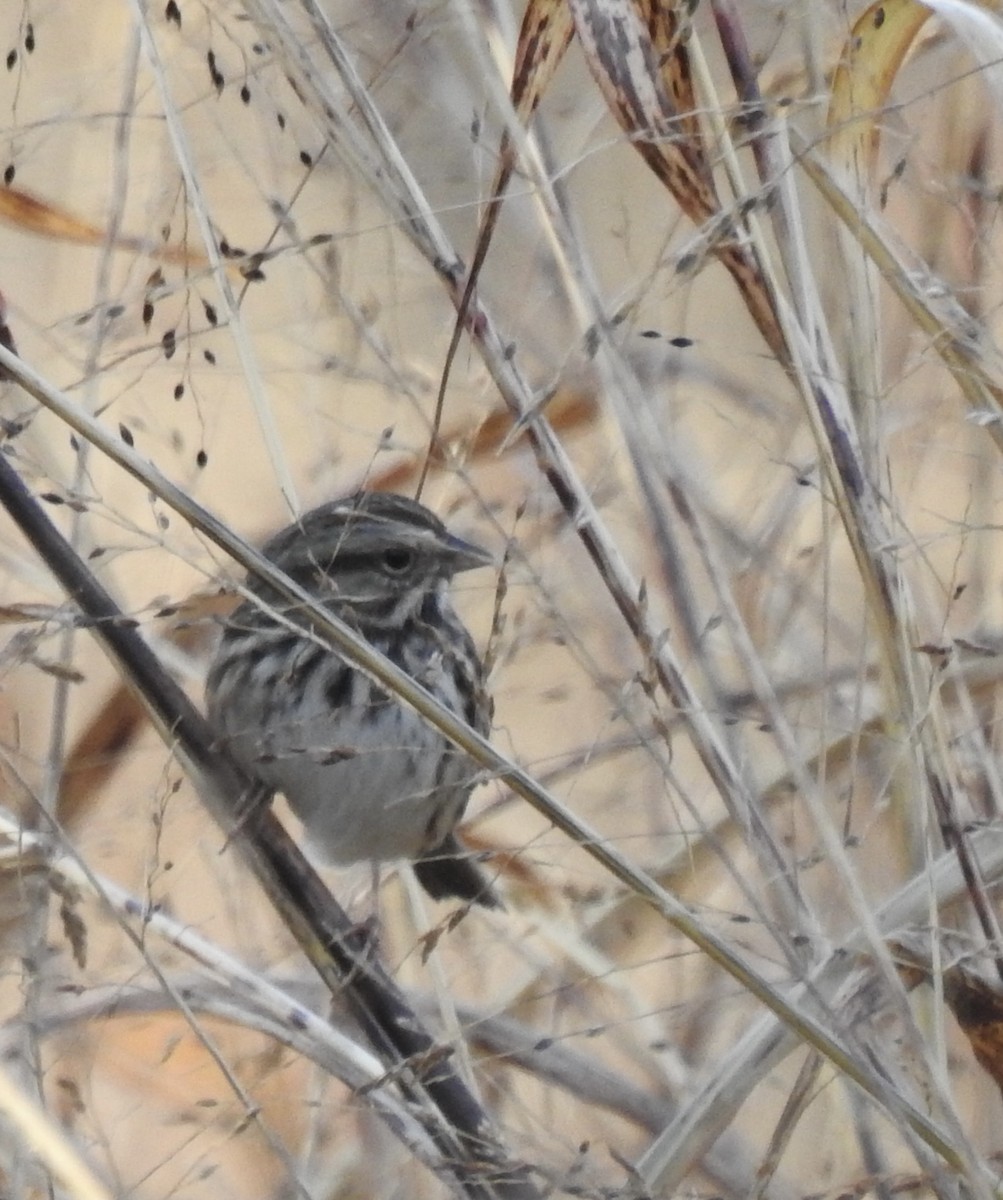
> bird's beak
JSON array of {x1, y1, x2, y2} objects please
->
[{"x1": 443, "y1": 533, "x2": 495, "y2": 572}]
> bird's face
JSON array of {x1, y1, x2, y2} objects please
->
[{"x1": 254, "y1": 492, "x2": 492, "y2": 626}]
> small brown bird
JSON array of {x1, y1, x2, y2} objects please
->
[{"x1": 205, "y1": 491, "x2": 499, "y2": 907}]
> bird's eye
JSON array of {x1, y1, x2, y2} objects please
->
[{"x1": 382, "y1": 547, "x2": 414, "y2": 574}]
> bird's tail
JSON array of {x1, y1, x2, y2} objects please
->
[{"x1": 414, "y1": 835, "x2": 502, "y2": 909}]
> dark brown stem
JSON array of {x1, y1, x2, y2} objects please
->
[{"x1": 0, "y1": 446, "x2": 538, "y2": 1200}]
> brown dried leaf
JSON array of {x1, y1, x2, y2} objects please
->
[
  {"x1": 431, "y1": 0, "x2": 575, "y2": 468},
  {"x1": 0, "y1": 185, "x2": 209, "y2": 269},
  {"x1": 57, "y1": 593, "x2": 233, "y2": 831},
  {"x1": 568, "y1": 0, "x2": 785, "y2": 361},
  {"x1": 637, "y1": 0, "x2": 705, "y2": 173},
  {"x1": 458, "y1": 0, "x2": 573, "y2": 273},
  {"x1": 568, "y1": 0, "x2": 717, "y2": 224},
  {"x1": 0, "y1": 186, "x2": 112, "y2": 245},
  {"x1": 893, "y1": 941, "x2": 1003, "y2": 1099},
  {"x1": 380, "y1": 386, "x2": 595, "y2": 494},
  {"x1": 0, "y1": 603, "x2": 66, "y2": 624},
  {"x1": 510, "y1": 0, "x2": 575, "y2": 124},
  {"x1": 441, "y1": 0, "x2": 785, "y2": 426},
  {"x1": 828, "y1": 0, "x2": 932, "y2": 177},
  {"x1": 941, "y1": 965, "x2": 1003, "y2": 1098}
]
